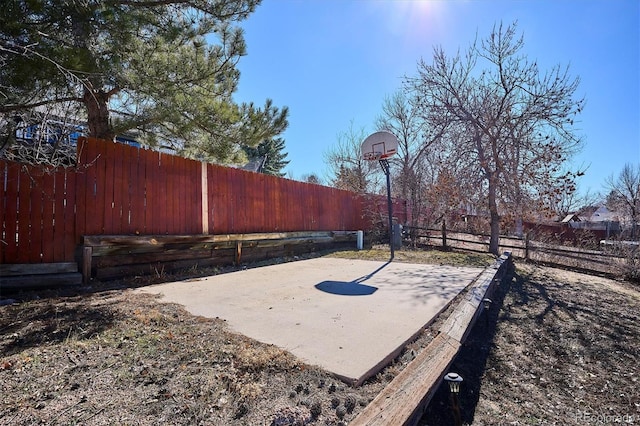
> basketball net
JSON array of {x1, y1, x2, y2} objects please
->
[{"x1": 363, "y1": 152, "x2": 383, "y2": 161}]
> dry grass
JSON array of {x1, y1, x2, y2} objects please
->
[{"x1": 329, "y1": 246, "x2": 495, "y2": 268}]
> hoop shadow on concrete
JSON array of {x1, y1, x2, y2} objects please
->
[
  {"x1": 314, "y1": 280, "x2": 378, "y2": 296},
  {"x1": 314, "y1": 262, "x2": 390, "y2": 296}
]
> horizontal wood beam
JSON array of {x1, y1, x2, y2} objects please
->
[
  {"x1": 82, "y1": 231, "x2": 357, "y2": 247},
  {"x1": 349, "y1": 334, "x2": 460, "y2": 426},
  {"x1": 94, "y1": 255, "x2": 236, "y2": 281},
  {"x1": 80, "y1": 231, "x2": 359, "y2": 281},
  {"x1": 351, "y1": 252, "x2": 512, "y2": 426},
  {"x1": 0, "y1": 263, "x2": 78, "y2": 277},
  {"x1": 1, "y1": 273, "x2": 82, "y2": 289}
]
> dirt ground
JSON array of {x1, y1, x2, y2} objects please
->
[
  {"x1": 421, "y1": 263, "x2": 640, "y2": 425},
  {"x1": 1, "y1": 249, "x2": 639, "y2": 425}
]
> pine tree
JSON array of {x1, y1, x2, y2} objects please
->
[
  {"x1": 0, "y1": 0, "x2": 288, "y2": 163},
  {"x1": 243, "y1": 137, "x2": 290, "y2": 177}
]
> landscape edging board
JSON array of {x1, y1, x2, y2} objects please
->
[{"x1": 350, "y1": 252, "x2": 512, "y2": 426}]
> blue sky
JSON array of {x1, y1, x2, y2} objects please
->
[{"x1": 233, "y1": 0, "x2": 639, "y2": 197}]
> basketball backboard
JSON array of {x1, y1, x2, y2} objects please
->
[{"x1": 361, "y1": 131, "x2": 399, "y2": 160}]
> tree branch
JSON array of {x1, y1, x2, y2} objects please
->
[{"x1": 0, "y1": 97, "x2": 83, "y2": 114}]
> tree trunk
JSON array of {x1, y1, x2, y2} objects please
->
[
  {"x1": 488, "y1": 175, "x2": 500, "y2": 255},
  {"x1": 83, "y1": 88, "x2": 114, "y2": 141},
  {"x1": 515, "y1": 216, "x2": 524, "y2": 238}
]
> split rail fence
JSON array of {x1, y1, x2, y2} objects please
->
[
  {"x1": 1, "y1": 138, "x2": 404, "y2": 268},
  {"x1": 405, "y1": 226, "x2": 626, "y2": 276}
]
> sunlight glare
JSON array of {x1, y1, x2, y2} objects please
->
[{"x1": 383, "y1": 0, "x2": 447, "y2": 43}]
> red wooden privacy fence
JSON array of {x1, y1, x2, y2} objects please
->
[{"x1": 1, "y1": 138, "x2": 405, "y2": 264}]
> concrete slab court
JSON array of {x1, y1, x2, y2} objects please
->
[{"x1": 135, "y1": 257, "x2": 484, "y2": 385}]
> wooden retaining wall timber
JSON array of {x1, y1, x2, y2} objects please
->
[
  {"x1": 351, "y1": 252, "x2": 512, "y2": 426},
  {"x1": 0, "y1": 262, "x2": 82, "y2": 290},
  {"x1": 81, "y1": 231, "x2": 359, "y2": 282}
]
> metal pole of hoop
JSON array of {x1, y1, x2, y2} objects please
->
[
  {"x1": 361, "y1": 130, "x2": 400, "y2": 262},
  {"x1": 378, "y1": 157, "x2": 394, "y2": 260}
]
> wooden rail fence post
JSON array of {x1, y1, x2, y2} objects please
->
[
  {"x1": 442, "y1": 220, "x2": 447, "y2": 249},
  {"x1": 235, "y1": 241, "x2": 242, "y2": 265},
  {"x1": 82, "y1": 246, "x2": 93, "y2": 284}
]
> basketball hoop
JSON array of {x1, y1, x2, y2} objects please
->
[
  {"x1": 360, "y1": 130, "x2": 400, "y2": 260},
  {"x1": 360, "y1": 131, "x2": 399, "y2": 161}
]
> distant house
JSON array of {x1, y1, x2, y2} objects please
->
[
  {"x1": 15, "y1": 115, "x2": 84, "y2": 147},
  {"x1": 522, "y1": 204, "x2": 623, "y2": 244},
  {"x1": 13, "y1": 112, "x2": 141, "y2": 149},
  {"x1": 561, "y1": 213, "x2": 581, "y2": 224},
  {"x1": 578, "y1": 205, "x2": 620, "y2": 223},
  {"x1": 568, "y1": 205, "x2": 621, "y2": 238}
]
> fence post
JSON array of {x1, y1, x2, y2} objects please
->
[
  {"x1": 201, "y1": 162, "x2": 209, "y2": 234},
  {"x1": 235, "y1": 241, "x2": 242, "y2": 265},
  {"x1": 82, "y1": 246, "x2": 93, "y2": 284},
  {"x1": 442, "y1": 220, "x2": 447, "y2": 249},
  {"x1": 524, "y1": 232, "x2": 530, "y2": 260}
]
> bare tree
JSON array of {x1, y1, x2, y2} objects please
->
[
  {"x1": 323, "y1": 122, "x2": 382, "y2": 193},
  {"x1": 301, "y1": 173, "x2": 323, "y2": 185},
  {"x1": 605, "y1": 163, "x2": 640, "y2": 239},
  {"x1": 1, "y1": 101, "x2": 84, "y2": 167},
  {"x1": 375, "y1": 91, "x2": 448, "y2": 229},
  {"x1": 536, "y1": 168, "x2": 598, "y2": 221},
  {"x1": 406, "y1": 22, "x2": 584, "y2": 254}
]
